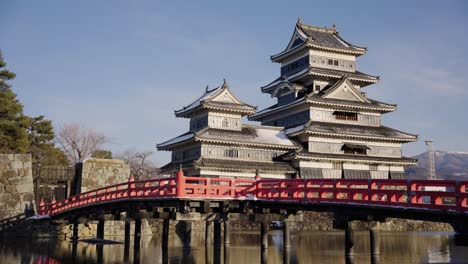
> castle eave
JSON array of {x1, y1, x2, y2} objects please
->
[{"x1": 284, "y1": 151, "x2": 418, "y2": 166}]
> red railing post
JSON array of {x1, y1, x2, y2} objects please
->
[
  {"x1": 128, "y1": 176, "x2": 135, "y2": 197},
  {"x1": 176, "y1": 167, "x2": 185, "y2": 197},
  {"x1": 39, "y1": 200, "x2": 45, "y2": 215}
]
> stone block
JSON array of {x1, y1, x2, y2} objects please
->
[
  {"x1": 17, "y1": 168, "x2": 31, "y2": 177},
  {"x1": 16, "y1": 154, "x2": 31, "y2": 163},
  {"x1": 3, "y1": 170, "x2": 17, "y2": 179},
  {"x1": 0, "y1": 161, "x2": 9, "y2": 171},
  {"x1": 9, "y1": 161, "x2": 24, "y2": 170},
  {"x1": 23, "y1": 193, "x2": 34, "y2": 202},
  {"x1": 16, "y1": 183, "x2": 34, "y2": 194},
  {"x1": 5, "y1": 185, "x2": 18, "y2": 194}
]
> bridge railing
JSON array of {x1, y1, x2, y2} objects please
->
[
  {"x1": 38, "y1": 171, "x2": 468, "y2": 215},
  {"x1": 256, "y1": 178, "x2": 468, "y2": 211},
  {"x1": 39, "y1": 177, "x2": 177, "y2": 215}
]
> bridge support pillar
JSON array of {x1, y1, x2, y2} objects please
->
[
  {"x1": 205, "y1": 221, "x2": 213, "y2": 245},
  {"x1": 183, "y1": 221, "x2": 192, "y2": 249},
  {"x1": 71, "y1": 222, "x2": 79, "y2": 243},
  {"x1": 283, "y1": 220, "x2": 291, "y2": 249},
  {"x1": 134, "y1": 218, "x2": 141, "y2": 263},
  {"x1": 261, "y1": 221, "x2": 269, "y2": 249},
  {"x1": 97, "y1": 220, "x2": 105, "y2": 240},
  {"x1": 124, "y1": 221, "x2": 130, "y2": 262},
  {"x1": 162, "y1": 219, "x2": 169, "y2": 247},
  {"x1": 345, "y1": 225, "x2": 355, "y2": 259},
  {"x1": 370, "y1": 228, "x2": 380, "y2": 264},
  {"x1": 214, "y1": 221, "x2": 222, "y2": 263},
  {"x1": 224, "y1": 220, "x2": 230, "y2": 246},
  {"x1": 370, "y1": 228, "x2": 380, "y2": 255}
]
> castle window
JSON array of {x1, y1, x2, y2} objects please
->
[
  {"x1": 333, "y1": 163, "x2": 343, "y2": 170},
  {"x1": 334, "y1": 60, "x2": 339, "y2": 66},
  {"x1": 328, "y1": 59, "x2": 333, "y2": 65},
  {"x1": 341, "y1": 143, "x2": 369, "y2": 155},
  {"x1": 314, "y1": 85, "x2": 321, "y2": 93},
  {"x1": 370, "y1": 164, "x2": 378, "y2": 171},
  {"x1": 222, "y1": 118, "x2": 229, "y2": 128},
  {"x1": 225, "y1": 149, "x2": 238, "y2": 158},
  {"x1": 333, "y1": 111, "x2": 358, "y2": 121}
]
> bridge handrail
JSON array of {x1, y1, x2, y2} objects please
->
[
  {"x1": 39, "y1": 177, "x2": 177, "y2": 215},
  {"x1": 38, "y1": 174, "x2": 468, "y2": 216}
]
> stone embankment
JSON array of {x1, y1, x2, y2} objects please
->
[{"x1": 0, "y1": 154, "x2": 35, "y2": 220}]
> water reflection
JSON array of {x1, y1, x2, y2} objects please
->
[{"x1": 0, "y1": 231, "x2": 467, "y2": 264}]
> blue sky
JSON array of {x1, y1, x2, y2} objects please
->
[{"x1": 1, "y1": 1, "x2": 467, "y2": 165}]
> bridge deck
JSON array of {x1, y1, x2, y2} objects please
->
[{"x1": 39, "y1": 172, "x2": 468, "y2": 217}]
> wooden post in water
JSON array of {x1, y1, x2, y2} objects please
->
[
  {"x1": 214, "y1": 221, "x2": 222, "y2": 262},
  {"x1": 124, "y1": 221, "x2": 130, "y2": 262},
  {"x1": 261, "y1": 221, "x2": 269, "y2": 249},
  {"x1": 134, "y1": 218, "x2": 142, "y2": 264},
  {"x1": 224, "y1": 221, "x2": 230, "y2": 245},
  {"x1": 205, "y1": 221, "x2": 213, "y2": 245},
  {"x1": 97, "y1": 220, "x2": 105, "y2": 240},
  {"x1": 71, "y1": 222, "x2": 79, "y2": 243},
  {"x1": 345, "y1": 225, "x2": 355, "y2": 264},
  {"x1": 283, "y1": 221, "x2": 291, "y2": 249},
  {"x1": 370, "y1": 228, "x2": 380, "y2": 264},
  {"x1": 183, "y1": 221, "x2": 192, "y2": 249},
  {"x1": 162, "y1": 219, "x2": 170, "y2": 247}
]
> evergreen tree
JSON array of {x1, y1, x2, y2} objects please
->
[
  {"x1": 26, "y1": 116, "x2": 69, "y2": 166},
  {"x1": 0, "y1": 54, "x2": 29, "y2": 153},
  {"x1": 0, "y1": 53, "x2": 68, "y2": 165}
]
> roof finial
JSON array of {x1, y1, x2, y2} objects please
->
[
  {"x1": 297, "y1": 17, "x2": 302, "y2": 25},
  {"x1": 205, "y1": 85, "x2": 209, "y2": 92},
  {"x1": 222, "y1": 78, "x2": 228, "y2": 88}
]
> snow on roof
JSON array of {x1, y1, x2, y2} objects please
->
[{"x1": 253, "y1": 127, "x2": 297, "y2": 147}]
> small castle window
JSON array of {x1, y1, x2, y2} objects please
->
[
  {"x1": 333, "y1": 111, "x2": 358, "y2": 121},
  {"x1": 333, "y1": 163, "x2": 343, "y2": 170},
  {"x1": 334, "y1": 60, "x2": 339, "y2": 66},
  {"x1": 222, "y1": 118, "x2": 229, "y2": 127},
  {"x1": 314, "y1": 85, "x2": 321, "y2": 93},
  {"x1": 341, "y1": 144, "x2": 369, "y2": 155},
  {"x1": 328, "y1": 59, "x2": 333, "y2": 65},
  {"x1": 225, "y1": 149, "x2": 238, "y2": 158}
]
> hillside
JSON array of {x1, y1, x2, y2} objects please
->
[{"x1": 405, "y1": 151, "x2": 468, "y2": 180}]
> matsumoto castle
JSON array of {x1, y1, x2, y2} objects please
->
[{"x1": 157, "y1": 19, "x2": 418, "y2": 179}]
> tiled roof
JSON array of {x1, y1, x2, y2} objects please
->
[
  {"x1": 297, "y1": 22, "x2": 366, "y2": 53},
  {"x1": 306, "y1": 94, "x2": 396, "y2": 112},
  {"x1": 283, "y1": 150, "x2": 418, "y2": 165},
  {"x1": 261, "y1": 67, "x2": 379, "y2": 94},
  {"x1": 160, "y1": 158, "x2": 296, "y2": 174},
  {"x1": 271, "y1": 20, "x2": 367, "y2": 61},
  {"x1": 174, "y1": 80, "x2": 256, "y2": 118},
  {"x1": 196, "y1": 125, "x2": 298, "y2": 148},
  {"x1": 286, "y1": 121, "x2": 418, "y2": 142},
  {"x1": 158, "y1": 125, "x2": 299, "y2": 150}
]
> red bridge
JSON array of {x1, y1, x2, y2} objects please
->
[
  {"x1": 31, "y1": 171, "x2": 468, "y2": 263},
  {"x1": 39, "y1": 171, "x2": 468, "y2": 216}
]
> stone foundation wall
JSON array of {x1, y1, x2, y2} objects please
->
[
  {"x1": 78, "y1": 158, "x2": 130, "y2": 193},
  {"x1": 0, "y1": 154, "x2": 35, "y2": 219},
  {"x1": 59, "y1": 220, "x2": 153, "y2": 239}
]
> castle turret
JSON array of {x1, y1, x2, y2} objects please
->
[
  {"x1": 249, "y1": 19, "x2": 417, "y2": 179},
  {"x1": 157, "y1": 80, "x2": 298, "y2": 178}
]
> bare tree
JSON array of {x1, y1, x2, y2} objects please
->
[
  {"x1": 56, "y1": 123, "x2": 108, "y2": 164},
  {"x1": 117, "y1": 149, "x2": 160, "y2": 180}
]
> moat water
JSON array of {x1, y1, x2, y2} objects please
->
[{"x1": 1, "y1": 231, "x2": 467, "y2": 264}]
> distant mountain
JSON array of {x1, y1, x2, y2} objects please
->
[{"x1": 405, "y1": 151, "x2": 468, "y2": 180}]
